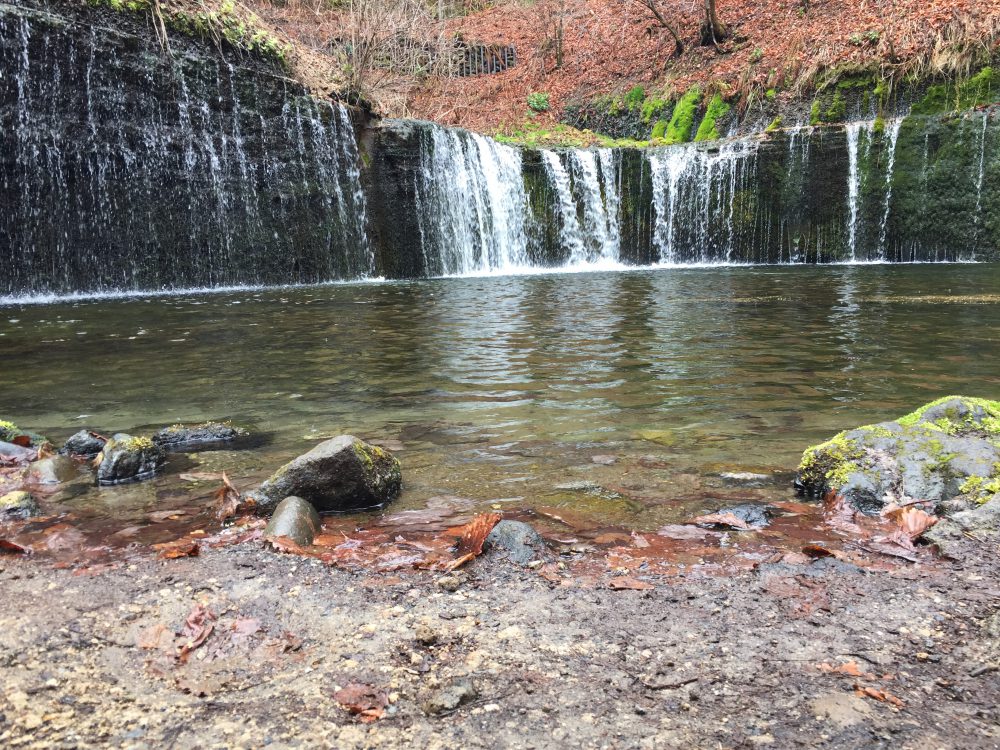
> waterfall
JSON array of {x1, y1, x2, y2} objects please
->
[
  {"x1": 974, "y1": 112, "x2": 989, "y2": 239},
  {"x1": 874, "y1": 119, "x2": 903, "y2": 259},
  {"x1": 415, "y1": 127, "x2": 531, "y2": 275},
  {"x1": 541, "y1": 151, "x2": 587, "y2": 264},
  {"x1": 1, "y1": 4, "x2": 373, "y2": 296},
  {"x1": 845, "y1": 122, "x2": 865, "y2": 262},
  {"x1": 646, "y1": 141, "x2": 757, "y2": 263}
]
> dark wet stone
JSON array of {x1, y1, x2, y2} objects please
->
[
  {"x1": 0, "y1": 490, "x2": 39, "y2": 520},
  {"x1": 152, "y1": 422, "x2": 247, "y2": 450},
  {"x1": 96, "y1": 434, "x2": 165, "y2": 484},
  {"x1": 484, "y1": 520, "x2": 547, "y2": 565},
  {"x1": 248, "y1": 435, "x2": 401, "y2": 514},
  {"x1": 421, "y1": 678, "x2": 477, "y2": 715},
  {"x1": 26, "y1": 455, "x2": 78, "y2": 485},
  {"x1": 62, "y1": 430, "x2": 107, "y2": 457},
  {"x1": 923, "y1": 494, "x2": 1000, "y2": 557},
  {"x1": 263, "y1": 496, "x2": 321, "y2": 547},
  {"x1": 715, "y1": 504, "x2": 772, "y2": 528}
]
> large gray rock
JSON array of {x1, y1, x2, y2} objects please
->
[
  {"x1": 484, "y1": 520, "x2": 547, "y2": 565},
  {"x1": 96, "y1": 434, "x2": 165, "y2": 484},
  {"x1": 152, "y1": 422, "x2": 247, "y2": 450},
  {"x1": 248, "y1": 435, "x2": 402, "y2": 514},
  {"x1": 797, "y1": 397, "x2": 1000, "y2": 513},
  {"x1": 263, "y1": 496, "x2": 321, "y2": 546},
  {"x1": 0, "y1": 490, "x2": 39, "y2": 520},
  {"x1": 62, "y1": 430, "x2": 107, "y2": 457}
]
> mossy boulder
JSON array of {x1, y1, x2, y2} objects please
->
[
  {"x1": 248, "y1": 435, "x2": 401, "y2": 514},
  {"x1": 0, "y1": 420, "x2": 48, "y2": 448},
  {"x1": 0, "y1": 490, "x2": 39, "y2": 520},
  {"x1": 96, "y1": 433, "x2": 166, "y2": 484},
  {"x1": 797, "y1": 397, "x2": 1000, "y2": 513},
  {"x1": 152, "y1": 421, "x2": 247, "y2": 450}
]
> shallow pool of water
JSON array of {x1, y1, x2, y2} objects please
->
[{"x1": 2, "y1": 264, "x2": 998, "y2": 549}]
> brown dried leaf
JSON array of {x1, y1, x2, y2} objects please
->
[
  {"x1": 885, "y1": 506, "x2": 938, "y2": 539},
  {"x1": 137, "y1": 623, "x2": 174, "y2": 650},
  {"x1": 455, "y1": 512, "x2": 502, "y2": 557},
  {"x1": 177, "y1": 604, "x2": 216, "y2": 662},
  {"x1": 855, "y1": 685, "x2": 905, "y2": 708},
  {"x1": 608, "y1": 577, "x2": 654, "y2": 591},
  {"x1": 214, "y1": 473, "x2": 254, "y2": 522},
  {"x1": 0, "y1": 539, "x2": 29, "y2": 555},
  {"x1": 333, "y1": 682, "x2": 388, "y2": 723},
  {"x1": 154, "y1": 539, "x2": 200, "y2": 560}
]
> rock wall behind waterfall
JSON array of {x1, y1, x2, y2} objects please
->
[{"x1": 0, "y1": 1, "x2": 371, "y2": 297}]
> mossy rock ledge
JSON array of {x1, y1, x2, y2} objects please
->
[
  {"x1": 797, "y1": 397, "x2": 1000, "y2": 514},
  {"x1": 248, "y1": 435, "x2": 402, "y2": 515},
  {"x1": 96, "y1": 433, "x2": 166, "y2": 484}
]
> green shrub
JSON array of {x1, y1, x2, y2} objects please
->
[{"x1": 527, "y1": 92, "x2": 550, "y2": 113}]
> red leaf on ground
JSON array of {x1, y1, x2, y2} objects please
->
[
  {"x1": 689, "y1": 512, "x2": 754, "y2": 530},
  {"x1": 885, "y1": 506, "x2": 938, "y2": 539},
  {"x1": 608, "y1": 577, "x2": 654, "y2": 591},
  {"x1": 214, "y1": 473, "x2": 254, "y2": 521},
  {"x1": 855, "y1": 684, "x2": 905, "y2": 708},
  {"x1": 177, "y1": 604, "x2": 216, "y2": 662},
  {"x1": 0, "y1": 539, "x2": 29, "y2": 554},
  {"x1": 11, "y1": 435, "x2": 32, "y2": 448},
  {"x1": 454, "y1": 512, "x2": 502, "y2": 557},
  {"x1": 137, "y1": 623, "x2": 174, "y2": 650},
  {"x1": 818, "y1": 661, "x2": 874, "y2": 679},
  {"x1": 333, "y1": 682, "x2": 388, "y2": 723},
  {"x1": 154, "y1": 539, "x2": 200, "y2": 559}
]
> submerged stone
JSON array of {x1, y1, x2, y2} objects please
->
[
  {"x1": 248, "y1": 435, "x2": 402, "y2": 514},
  {"x1": 263, "y1": 496, "x2": 322, "y2": 547},
  {"x1": 152, "y1": 422, "x2": 247, "y2": 450},
  {"x1": 713, "y1": 504, "x2": 771, "y2": 528},
  {"x1": 797, "y1": 396, "x2": 1000, "y2": 513},
  {"x1": 26, "y1": 456, "x2": 78, "y2": 485},
  {"x1": 484, "y1": 520, "x2": 547, "y2": 565},
  {"x1": 96, "y1": 434, "x2": 166, "y2": 484},
  {"x1": 0, "y1": 490, "x2": 39, "y2": 520},
  {"x1": 62, "y1": 430, "x2": 107, "y2": 457},
  {"x1": 0, "y1": 440, "x2": 35, "y2": 463}
]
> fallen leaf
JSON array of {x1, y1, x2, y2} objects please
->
[
  {"x1": 608, "y1": 577, "x2": 654, "y2": 591},
  {"x1": 455, "y1": 512, "x2": 502, "y2": 557},
  {"x1": 818, "y1": 661, "x2": 874, "y2": 679},
  {"x1": 11, "y1": 435, "x2": 32, "y2": 448},
  {"x1": 147, "y1": 509, "x2": 190, "y2": 523},
  {"x1": 0, "y1": 539, "x2": 29, "y2": 555},
  {"x1": 855, "y1": 684, "x2": 905, "y2": 708},
  {"x1": 137, "y1": 623, "x2": 174, "y2": 650},
  {"x1": 333, "y1": 682, "x2": 388, "y2": 723},
  {"x1": 214, "y1": 473, "x2": 254, "y2": 522},
  {"x1": 177, "y1": 604, "x2": 216, "y2": 662},
  {"x1": 154, "y1": 539, "x2": 200, "y2": 559},
  {"x1": 885, "y1": 506, "x2": 938, "y2": 539},
  {"x1": 689, "y1": 512, "x2": 755, "y2": 530}
]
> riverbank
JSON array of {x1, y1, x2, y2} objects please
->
[{"x1": 1, "y1": 536, "x2": 997, "y2": 749}]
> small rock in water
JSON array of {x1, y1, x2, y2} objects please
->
[
  {"x1": 0, "y1": 441, "x2": 35, "y2": 463},
  {"x1": 263, "y1": 496, "x2": 321, "y2": 547},
  {"x1": 422, "y1": 679, "x2": 477, "y2": 715},
  {"x1": 62, "y1": 430, "x2": 107, "y2": 457},
  {"x1": 0, "y1": 490, "x2": 40, "y2": 520},
  {"x1": 96, "y1": 434, "x2": 165, "y2": 484},
  {"x1": 484, "y1": 520, "x2": 547, "y2": 565},
  {"x1": 25, "y1": 456, "x2": 78, "y2": 485},
  {"x1": 719, "y1": 471, "x2": 770, "y2": 482},
  {"x1": 152, "y1": 421, "x2": 247, "y2": 450},
  {"x1": 591, "y1": 455, "x2": 618, "y2": 465},
  {"x1": 716, "y1": 504, "x2": 772, "y2": 528},
  {"x1": 248, "y1": 435, "x2": 401, "y2": 514}
]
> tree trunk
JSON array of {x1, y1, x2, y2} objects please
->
[{"x1": 701, "y1": 0, "x2": 727, "y2": 45}]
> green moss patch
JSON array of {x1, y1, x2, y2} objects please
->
[
  {"x1": 661, "y1": 86, "x2": 700, "y2": 145},
  {"x1": 694, "y1": 93, "x2": 730, "y2": 142}
]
